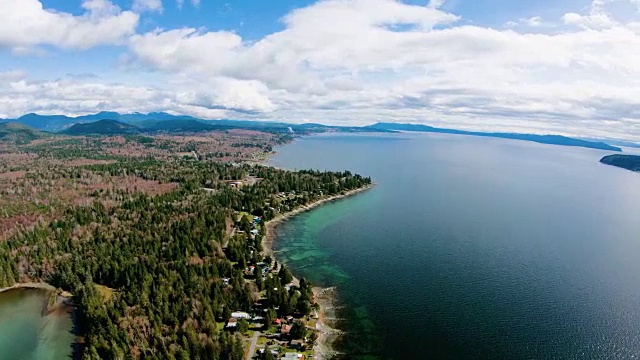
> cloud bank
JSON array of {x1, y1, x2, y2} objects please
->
[{"x1": 1, "y1": 0, "x2": 640, "y2": 141}]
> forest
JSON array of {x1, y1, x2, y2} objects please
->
[
  {"x1": 600, "y1": 154, "x2": 640, "y2": 172},
  {"x1": 0, "y1": 153, "x2": 370, "y2": 359}
]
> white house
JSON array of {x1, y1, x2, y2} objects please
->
[{"x1": 231, "y1": 311, "x2": 250, "y2": 319}]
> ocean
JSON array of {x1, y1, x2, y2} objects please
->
[{"x1": 269, "y1": 132, "x2": 640, "y2": 359}]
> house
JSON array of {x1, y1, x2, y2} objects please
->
[
  {"x1": 282, "y1": 353, "x2": 303, "y2": 359},
  {"x1": 280, "y1": 324, "x2": 292, "y2": 335},
  {"x1": 290, "y1": 340, "x2": 306, "y2": 350},
  {"x1": 226, "y1": 318, "x2": 237, "y2": 329},
  {"x1": 231, "y1": 311, "x2": 250, "y2": 319}
]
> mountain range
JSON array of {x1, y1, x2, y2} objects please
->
[
  {"x1": 365, "y1": 123, "x2": 622, "y2": 152},
  {"x1": 0, "y1": 112, "x2": 376, "y2": 136},
  {"x1": 0, "y1": 112, "x2": 624, "y2": 152}
]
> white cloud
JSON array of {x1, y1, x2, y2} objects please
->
[
  {"x1": 427, "y1": 0, "x2": 445, "y2": 9},
  {"x1": 0, "y1": 70, "x2": 27, "y2": 82},
  {"x1": 133, "y1": 0, "x2": 163, "y2": 13},
  {"x1": 0, "y1": 73, "x2": 275, "y2": 120},
  {"x1": 505, "y1": 16, "x2": 549, "y2": 29},
  {"x1": 0, "y1": 0, "x2": 138, "y2": 50},
  {"x1": 525, "y1": 16, "x2": 543, "y2": 27},
  {"x1": 562, "y1": 12, "x2": 617, "y2": 29}
]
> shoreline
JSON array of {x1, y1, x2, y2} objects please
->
[
  {"x1": 0, "y1": 282, "x2": 73, "y2": 317},
  {"x1": 261, "y1": 184, "x2": 373, "y2": 359},
  {"x1": 262, "y1": 184, "x2": 373, "y2": 257},
  {"x1": 311, "y1": 286, "x2": 344, "y2": 359},
  {"x1": 0, "y1": 282, "x2": 57, "y2": 294}
]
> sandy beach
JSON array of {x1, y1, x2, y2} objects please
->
[{"x1": 261, "y1": 184, "x2": 372, "y2": 358}]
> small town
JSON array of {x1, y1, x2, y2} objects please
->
[{"x1": 224, "y1": 211, "x2": 320, "y2": 360}]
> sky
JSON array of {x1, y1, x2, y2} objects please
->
[{"x1": 1, "y1": 0, "x2": 640, "y2": 141}]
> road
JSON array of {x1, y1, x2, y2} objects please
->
[{"x1": 246, "y1": 331, "x2": 260, "y2": 360}]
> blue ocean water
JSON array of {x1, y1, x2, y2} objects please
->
[{"x1": 270, "y1": 132, "x2": 640, "y2": 359}]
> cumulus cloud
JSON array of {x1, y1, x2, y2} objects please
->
[
  {"x1": 0, "y1": 74, "x2": 274, "y2": 121},
  {"x1": 0, "y1": 0, "x2": 138, "y2": 50}
]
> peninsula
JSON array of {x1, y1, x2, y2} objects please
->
[{"x1": 600, "y1": 154, "x2": 640, "y2": 172}]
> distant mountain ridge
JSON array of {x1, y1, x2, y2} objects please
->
[
  {"x1": 366, "y1": 123, "x2": 622, "y2": 152},
  {"x1": 1, "y1": 112, "x2": 624, "y2": 152},
  {"x1": 1, "y1": 112, "x2": 383, "y2": 136}
]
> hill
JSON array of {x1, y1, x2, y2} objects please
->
[
  {"x1": 600, "y1": 155, "x2": 640, "y2": 172},
  {"x1": 62, "y1": 119, "x2": 141, "y2": 135},
  {"x1": 366, "y1": 123, "x2": 622, "y2": 152},
  {"x1": 75, "y1": 111, "x2": 201, "y2": 125},
  {"x1": 143, "y1": 119, "x2": 230, "y2": 132},
  {"x1": 0, "y1": 122, "x2": 49, "y2": 143}
]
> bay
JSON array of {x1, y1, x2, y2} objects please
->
[
  {"x1": 0, "y1": 288, "x2": 74, "y2": 360},
  {"x1": 269, "y1": 132, "x2": 640, "y2": 359}
]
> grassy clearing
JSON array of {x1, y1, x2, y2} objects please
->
[{"x1": 95, "y1": 284, "x2": 115, "y2": 302}]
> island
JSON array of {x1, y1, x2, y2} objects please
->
[
  {"x1": 600, "y1": 154, "x2": 640, "y2": 172},
  {"x1": 365, "y1": 122, "x2": 623, "y2": 151},
  {"x1": 0, "y1": 123, "x2": 371, "y2": 359}
]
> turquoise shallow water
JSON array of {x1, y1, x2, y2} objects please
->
[
  {"x1": 270, "y1": 132, "x2": 640, "y2": 359},
  {"x1": 0, "y1": 289, "x2": 74, "y2": 360}
]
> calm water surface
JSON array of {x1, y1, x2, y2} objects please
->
[
  {"x1": 0, "y1": 289, "x2": 74, "y2": 360},
  {"x1": 269, "y1": 133, "x2": 640, "y2": 359}
]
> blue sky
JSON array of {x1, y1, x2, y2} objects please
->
[{"x1": 1, "y1": 0, "x2": 639, "y2": 141}]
